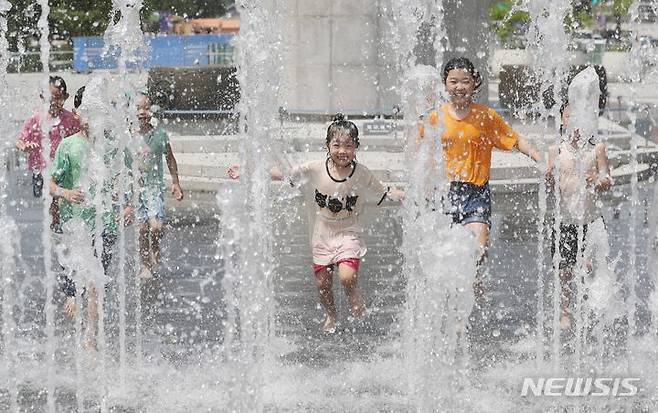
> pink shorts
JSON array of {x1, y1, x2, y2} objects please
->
[
  {"x1": 313, "y1": 258, "x2": 360, "y2": 274},
  {"x1": 311, "y1": 233, "x2": 362, "y2": 274}
]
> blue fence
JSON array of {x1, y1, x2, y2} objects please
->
[{"x1": 73, "y1": 34, "x2": 235, "y2": 72}]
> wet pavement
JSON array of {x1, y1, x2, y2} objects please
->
[{"x1": 1, "y1": 163, "x2": 657, "y2": 411}]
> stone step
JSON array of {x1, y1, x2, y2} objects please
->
[
  {"x1": 167, "y1": 117, "x2": 635, "y2": 155},
  {"x1": 164, "y1": 160, "x2": 654, "y2": 204},
  {"x1": 491, "y1": 162, "x2": 653, "y2": 194},
  {"x1": 172, "y1": 150, "x2": 542, "y2": 181},
  {"x1": 169, "y1": 135, "x2": 239, "y2": 154},
  {"x1": 172, "y1": 144, "x2": 658, "y2": 183},
  {"x1": 169, "y1": 134, "x2": 405, "y2": 154},
  {"x1": 609, "y1": 146, "x2": 658, "y2": 168}
]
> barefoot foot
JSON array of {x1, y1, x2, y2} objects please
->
[
  {"x1": 138, "y1": 266, "x2": 153, "y2": 280},
  {"x1": 84, "y1": 337, "x2": 97, "y2": 352},
  {"x1": 63, "y1": 296, "x2": 76, "y2": 320},
  {"x1": 322, "y1": 316, "x2": 337, "y2": 333},
  {"x1": 149, "y1": 249, "x2": 160, "y2": 267}
]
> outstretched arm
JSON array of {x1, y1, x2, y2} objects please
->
[
  {"x1": 591, "y1": 143, "x2": 612, "y2": 192},
  {"x1": 270, "y1": 166, "x2": 283, "y2": 180},
  {"x1": 544, "y1": 146, "x2": 557, "y2": 192},
  {"x1": 387, "y1": 187, "x2": 405, "y2": 202},
  {"x1": 227, "y1": 165, "x2": 285, "y2": 181},
  {"x1": 515, "y1": 137, "x2": 542, "y2": 163},
  {"x1": 165, "y1": 143, "x2": 184, "y2": 201}
]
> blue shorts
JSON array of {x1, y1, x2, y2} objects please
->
[
  {"x1": 136, "y1": 190, "x2": 166, "y2": 223},
  {"x1": 445, "y1": 181, "x2": 491, "y2": 227}
]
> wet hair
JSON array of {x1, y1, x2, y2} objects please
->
[
  {"x1": 442, "y1": 57, "x2": 482, "y2": 91},
  {"x1": 137, "y1": 92, "x2": 152, "y2": 106},
  {"x1": 326, "y1": 113, "x2": 359, "y2": 148},
  {"x1": 74, "y1": 86, "x2": 85, "y2": 109},
  {"x1": 558, "y1": 100, "x2": 569, "y2": 136},
  {"x1": 559, "y1": 100, "x2": 569, "y2": 117},
  {"x1": 49, "y1": 75, "x2": 68, "y2": 95}
]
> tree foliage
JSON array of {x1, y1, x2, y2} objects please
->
[
  {"x1": 489, "y1": 0, "x2": 636, "y2": 46},
  {"x1": 5, "y1": 0, "x2": 232, "y2": 51},
  {"x1": 489, "y1": 0, "x2": 529, "y2": 43},
  {"x1": 142, "y1": 0, "x2": 230, "y2": 18},
  {"x1": 612, "y1": 0, "x2": 634, "y2": 18}
]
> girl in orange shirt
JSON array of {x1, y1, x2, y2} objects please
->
[{"x1": 421, "y1": 57, "x2": 541, "y2": 284}]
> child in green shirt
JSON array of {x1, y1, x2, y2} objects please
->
[
  {"x1": 49, "y1": 84, "x2": 129, "y2": 350},
  {"x1": 125, "y1": 94, "x2": 183, "y2": 279}
]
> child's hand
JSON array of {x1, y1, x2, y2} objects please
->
[
  {"x1": 17, "y1": 140, "x2": 39, "y2": 152},
  {"x1": 64, "y1": 188, "x2": 85, "y2": 204},
  {"x1": 544, "y1": 170, "x2": 555, "y2": 190},
  {"x1": 227, "y1": 165, "x2": 240, "y2": 179},
  {"x1": 389, "y1": 188, "x2": 405, "y2": 202},
  {"x1": 63, "y1": 296, "x2": 76, "y2": 319},
  {"x1": 171, "y1": 183, "x2": 184, "y2": 201},
  {"x1": 595, "y1": 175, "x2": 612, "y2": 192}
]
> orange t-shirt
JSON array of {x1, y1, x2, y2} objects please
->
[{"x1": 420, "y1": 103, "x2": 519, "y2": 186}]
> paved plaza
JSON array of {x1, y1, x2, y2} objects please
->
[{"x1": 1, "y1": 158, "x2": 656, "y2": 410}]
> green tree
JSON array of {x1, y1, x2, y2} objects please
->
[
  {"x1": 50, "y1": 0, "x2": 112, "y2": 38},
  {"x1": 5, "y1": 0, "x2": 233, "y2": 52},
  {"x1": 6, "y1": 0, "x2": 41, "y2": 51},
  {"x1": 489, "y1": 0, "x2": 530, "y2": 46},
  {"x1": 612, "y1": 0, "x2": 634, "y2": 17},
  {"x1": 142, "y1": 0, "x2": 231, "y2": 18}
]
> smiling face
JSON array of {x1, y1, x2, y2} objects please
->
[
  {"x1": 136, "y1": 95, "x2": 152, "y2": 127},
  {"x1": 444, "y1": 68, "x2": 476, "y2": 108},
  {"x1": 327, "y1": 132, "x2": 356, "y2": 168}
]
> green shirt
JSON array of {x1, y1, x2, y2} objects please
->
[
  {"x1": 127, "y1": 127, "x2": 169, "y2": 194},
  {"x1": 51, "y1": 133, "x2": 117, "y2": 234}
]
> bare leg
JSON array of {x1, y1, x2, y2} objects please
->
[
  {"x1": 338, "y1": 263, "x2": 365, "y2": 317},
  {"x1": 315, "y1": 268, "x2": 337, "y2": 332},
  {"x1": 85, "y1": 282, "x2": 98, "y2": 351},
  {"x1": 464, "y1": 222, "x2": 489, "y2": 298},
  {"x1": 149, "y1": 218, "x2": 164, "y2": 266},
  {"x1": 49, "y1": 199, "x2": 60, "y2": 232},
  {"x1": 138, "y1": 223, "x2": 152, "y2": 278},
  {"x1": 560, "y1": 267, "x2": 574, "y2": 329},
  {"x1": 464, "y1": 222, "x2": 489, "y2": 263}
]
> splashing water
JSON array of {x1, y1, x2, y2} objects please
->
[
  {"x1": 567, "y1": 67, "x2": 600, "y2": 144},
  {"x1": 523, "y1": 0, "x2": 572, "y2": 364},
  {"x1": 3, "y1": 0, "x2": 658, "y2": 411},
  {"x1": 216, "y1": 0, "x2": 283, "y2": 410},
  {"x1": 389, "y1": 1, "x2": 480, "y2": 410},
  {"x1": 0, "y1": 4, "x2": 22, "y2": 412}
]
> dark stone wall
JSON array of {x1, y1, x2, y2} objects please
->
[{"x1": 147, "y1": 66, "x2": 240, "y2": 112}]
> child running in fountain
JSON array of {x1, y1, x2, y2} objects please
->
[
  {"x1": 546, "y1": 99, "x2": 612, "y2": 330},
  {"x1": 126, "y1": 94, "x2": 184, "y2": 279},
  {"x1": 227, "y1": 114, "x2": 405, "y2": 332},
  {"x1": 49, "y1": 83, "x2": 128, "y2": 351},
  {"x1": 16, "y1": 76, "x2": 80, "y2": 230},
  {"x1": 418, "y1": 57, "x2": 541, "y2": 297}
]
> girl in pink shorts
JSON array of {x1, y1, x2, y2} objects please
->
[{"x1": 229, "y1": 114, "x2": 404, "y2": 332}]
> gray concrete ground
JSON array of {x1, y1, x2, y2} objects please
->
[{"x1": 1, "y1": 158, "x2": 656, "y2": 410}]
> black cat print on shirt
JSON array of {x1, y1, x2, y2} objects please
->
[{"x1": 315, "y1": 189, "x2": 359, "y2": 213}]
